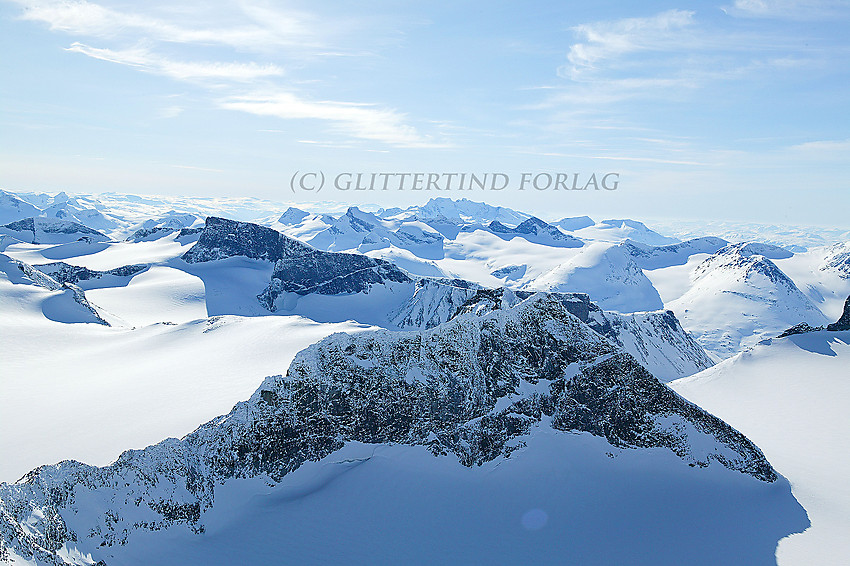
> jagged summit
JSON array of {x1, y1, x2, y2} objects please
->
[
  {"x1": 0, "y1": 294, "x2": 775, "y2": 565},
  {"x1": 476, "y1": 217, "x2": 583, "y2": 248},
  {"x1": 386, "y1": 197, "x2": 531, "y2": 226}
]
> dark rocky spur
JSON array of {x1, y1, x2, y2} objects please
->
[{"x1": 0, "y1": 294, "x2": 774, "y2": 565}]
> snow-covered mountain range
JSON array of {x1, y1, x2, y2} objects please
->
[
  {"x1": 1, "y1": 188, "x2": 847, "y2": 565},
  {"x1": 0, "y1": 294, "x2": 797, "y2": 566}
]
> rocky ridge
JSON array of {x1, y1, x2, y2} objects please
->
[{"x1": 0, "y1": 294, "x2": 775, "y2": 565}]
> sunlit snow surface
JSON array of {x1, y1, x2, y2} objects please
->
[
  {"x1": 0, "y1": 237, "x2": 371, "y2": 481},
  {"x1": 94, "y1": 433, "x2": 806, "y2": 566},
  {"x1": 672, "y1": 331, "x2": 850, "y2": 566},
  {"x1": 1, "y1": 190, "x2": 849, "y2": 565}
]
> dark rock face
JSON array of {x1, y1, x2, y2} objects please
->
[
  {"x1": 454, "y1": 288, "x2": 600, "y2": 328},
  {"x1": 2, "y1": 218, "x2": 35, "y2": 233},
  {"x1": 778, "y1": 295, "x2": 850, "y2": 335},
  {"x1": 125, "y1": 226, "x2": 175, "y2": 242},
  {"x1": 0, "y1": 295, "x2": 774, "y2": 565},
  {"x1": 451, "y1": 290, "x2": 713, "y2": 380},
  {"x1": 183, "y1": 217, "x2": 412, "y2": 310},
  {"x1": 178, "y1": 226, "x2": 204, "y2": 238},
  {"x1": 266, "y1": 251, "x2": 411, "y2": 297},
  {"x1": 485, "y1": 217, "x2": 582, "y2": 246},
  {"x1": 778, "y1": 323, "x2": 823, "y2": 338},
  {"x1": 35, "y1": 262, "x2": 147, "y2": 285},
  {"x1": 826, "y1": 295, "x2": 850, "y2": 331},
  {"x1": 7, "y1": 258, "x2": 111, "y2": 326},
  {"x1": 181, "y1": 217, "x2": 710, "y2": 379},
  {"x1": 182, "y1": 216, "x2": 314, "y2": 264},
  {"x1": 1, "y1": 218, "x2": 107, "y2": 244}
]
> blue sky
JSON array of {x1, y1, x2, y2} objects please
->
[{"x1": 1, "y1": 0, "x2": 848, "y2": 224}]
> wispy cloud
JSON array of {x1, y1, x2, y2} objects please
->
[
  {"x1": 723, "y1": 0, "x2": 850, "y2": 19},
  {"x1": 563, "y1": 10, "x2": 696, "y2": 80},
  {"x1": 171, "y1": 164, "x2": 225, "y2": 173},
  {"x1": 157, "y1": 106, "x2": 183, "y2": 119},
  {"x1": 219, "y1": 92, "x2": 447, "y2": 148},
  {"x1": 531, "y1": 150, "x2": 705, "y2": 166},
  {"x1": 66, "y1": 43, "x2": 284, "y2": 82},
  {"x1": 789, "y1": 138, "x2": 850, "y2": 154},
  {"x1": 13, "y1": 0, "x2": 315, "y2": 52},
  {"x1": 543, "y1": 7, "x2": 829, "y2": 110},
  {"x1": 11, "y1": 0, "x2": 442, "y2": 147}
]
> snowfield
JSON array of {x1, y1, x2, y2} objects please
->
[
  {"x1": 672, "y1": 330, "x2": 850, "y2": 566},
  {"x1": 1, "y1": 189, "x2": 848, "y2": 565}
]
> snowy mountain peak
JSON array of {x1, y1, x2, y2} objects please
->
[
  {"x1": 695, "y1": 244, "x2": 798, "y2": 286},
  {"x1": 580, "y1": 219, "x2": 679, "y2": 246},
  {"x1": 533, "y1": 243, "x2": 663, "y2": 312},
  {"x1": 0, "y1": 217, "x2": 109, "y2": 245},
  {"x1": 0, "y1": 190, "x2": 41, "y2": 225},
  {"x1": 821, "y1": 241, "x2": 850, "y2": 279},
  {"x1": 0, "y1": 293, "x2": 776, "y2": 565},
  {"x1": 555, "y1": 215, "x2": 595, "y2": 231},
  {"x1": 671, "y1": 243, "x2": 828, "y2": 357},
  {"x1": 278, "y1": 207, "x2": 309, "y2": 225},
  {"x1": 725, "y1": 241, "x2": 793, "y2": 260},
  {"x1": 625, "y1": 237, "x2": 729, "y2": 269},
  {"x1": 394, "y1": 197, "x2": 530, "y2": 226}
]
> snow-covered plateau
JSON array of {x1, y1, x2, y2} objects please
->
[{"x1": 1, "y1": 189, "x2": 848, "y2": 565}]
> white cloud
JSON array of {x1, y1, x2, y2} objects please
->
[
  {"x1": 564, "y1": 10, "x2": 696, "y2": 79},
  {"x1": 790, "y1": 138, "x2": 850, "y2": 154},
  {"x1": 67, "y1": 42, "x2": 284, "y2": 82},
  {"x1": 13, "y1": 0, "x2": 314, "y2": 51},
  {"x1": 547, "y1": 7, "x2": 828, "y2": 110},
  {"x1": 12, "y1": 0, "x2": 443, "y2": 148},
  {"x1": 724, "y1": 0, "x2": 850, "y2": 19},
  {"x1": 219, "y1": 92, "x2": 448, "y2": 148},
  {"x1": 157, "y1": 106, "x2": 183, "y2": 119},
  {"x1": 535, "y1": 151, "x2": 705, "y2": 165}
]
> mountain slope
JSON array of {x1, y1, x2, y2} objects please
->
[
  {"x1": 0, "y1": 295, "x2": 797, "y2": 566},
  {"x1": 625, "y1": 237, "x2": 729, "y2": 270},
  {"x1": 0, "y1": 253, "x2": 111, "y2": 326},
  {"x1": 0, "y1": 218, "x2": 109, "y2": 245},
  {"x1": 670, "y1": 243, "x2": 828, "y2": 356},
  {"x1": 181, "y1": 217, "x2": 710, "y2": 379},
  {"x1": 461, "y1": 217, "x2": 583, "y2": 248},
  {"x1": 671, "y1": 328, "x2": 850, "y2": 566},
  {"x1": 532, "y1": 243, "x2": 664, "y2": 312}
]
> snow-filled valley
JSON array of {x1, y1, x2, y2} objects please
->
[{"x1": 1, "y1": 189, "x2": 848, "y2": 565}]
